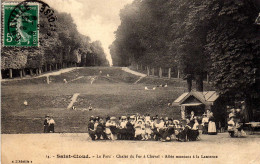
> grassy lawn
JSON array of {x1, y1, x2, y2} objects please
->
[{"x1": 1, "y1": 67, "x2": 211, "y2": 134}]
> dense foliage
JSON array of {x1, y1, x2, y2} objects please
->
[{"x1": 110, "y1": 0, "x2": 259, "y2": 119}]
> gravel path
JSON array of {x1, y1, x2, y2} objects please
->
[
  {"x1": 121, "y1": 67, "x2": 147, "y2": 77},
  {"x1": 1, "y1": 67, "x2": 83, "y2": 82},
  {"x1": 2, "y1": 133, "x2": 260, "y2": 164}
]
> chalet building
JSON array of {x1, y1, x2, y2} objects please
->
[{"x1": 172, "y1": 91, "x2": 226, "y2": 127}]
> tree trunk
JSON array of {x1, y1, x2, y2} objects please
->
[
  {"x1": 49, "y1": 64, "x2": 52, "y2": 71},
  {"x1": 177, "y1": 69, "x2": 180, "y2": 78},
  {"x1": 36, "y1": 69, "x2": 39, "y2": 75},
  {"x1": 137, "y1": 64, "x2": 139, "y2": 70},
  {"x1": 19, "y1": 69, "x2": 23, "y2": 78},
  {"x1": 152, "y1": 68, "x2": 154, "y2": 76},
  {"x1": 9, "y1": 69, "x2": 13, "y2": 78},
  {"x1": 147, "y1": 66, "x2": 150, "y2": 76},
  {"x1": 168, "y1": 68, "x2": 171, "y2": 79},
  {"x1": 22, "y1": 69, "x2": 26, "y2": 77},
  {"x1": 44, "y1": 64, "x2": 48, "y2": 72},
  {"x1": 29, "y1": 69, "x2": 33, "y2": 76},
  {"x1": 187, "y1": 74, "x2": 192, "y2": 92},
  {"x1": 187, "y1": 77, "x2": 192, "y2": 92},
  {"x1": 159, "y1": 67, "x2": 162, "y2": 78},
  {"x1": 207, "y1": 73, "x2": 209, "y2": 83},
  {"x1": 0, "y1": 70, "x2": 2, "y2": 80},
  {"x1": 55, "y1": 63, "x2": 58, "y2": 70},
  {"x1": 39, "y1": 68, "x2": 42, "y2": 74},
  {"x1": 195, "y1": 74, "x2": 203, "y2": 92}
]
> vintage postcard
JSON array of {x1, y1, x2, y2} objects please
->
[{"x1": 1, "y1": 0, "x2": 260, "y2": 163}]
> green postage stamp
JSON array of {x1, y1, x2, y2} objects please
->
[{"x1": 3, "y1": 2, "x2": 39, "y2": 46}]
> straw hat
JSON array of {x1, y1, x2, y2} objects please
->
[
  {"x1": 173, "y1": 120, "x2": 180, "y2": 124},
  {"x1": 110, "y1": 116, "x2": 116, "y2": 120}
]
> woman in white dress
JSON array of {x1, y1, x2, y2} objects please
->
[
  {"x1": 105, "y1": 117, "x2": 112, "y2": 139},
  {"x1": 135, "y1": 120, "x2": 145, "y2": 140}
]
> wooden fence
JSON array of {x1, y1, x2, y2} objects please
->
[{"x1": 134, "y1": 63, "x2": 210, "y2": 83}]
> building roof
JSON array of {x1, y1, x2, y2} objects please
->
[{"x1": 172, "y1": 91, "x2": 219, "y2": 106}]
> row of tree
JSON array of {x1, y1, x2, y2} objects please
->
[
  {"x1": 1, "y1": 6, "x2": 108, "y2": 78},
  {"x1": 110, "y1": 0, "x2": 260, "y2": 120}
]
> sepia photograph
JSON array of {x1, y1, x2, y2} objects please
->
[{"x1": 1, "y1": 0, "x2": 260, "y2": 163}]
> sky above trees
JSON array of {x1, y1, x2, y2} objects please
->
[{"x1": 48, "y1": 0, "x2": 133, "y2": 66}]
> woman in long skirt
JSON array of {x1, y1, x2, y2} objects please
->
[{"x1": 208, "y1": 112, "x2": 217, "y2": 135}]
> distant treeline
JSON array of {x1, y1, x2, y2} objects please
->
[
  {"x1": 110, "y1": 0, "x2": 260, "y2": 119},
  {"x1": 1, "y1": 8, "x2": 108, "y2": 79}
]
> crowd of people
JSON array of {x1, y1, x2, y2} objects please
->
[{"x1": 87, "y1": 110, "x2": 217, "y2": 142}]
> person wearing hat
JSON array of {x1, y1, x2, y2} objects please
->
[
  {"x1": 157, "y1": 118, "x2": 166, "y2": 141},
  {"x1": 144, "y1": 119, "x2": 152, "y2": 140},
  {"x1": 130, "y1": 115, "x2": 136, "y2": 125},
  {"x1": 88, "y1": 117, "x2": 96, "y2": 140},
  {"x1": 228, "y1": 116, "x2": 235, "y2": 137},
  {"x1": 190, "y1": 111, "x2": 195, "y2": 121},
  {"x1": 126, "y1": 116, "x2": 135, "y2": 140},
  {"x1": 109, "y1": 116, "x2": 117, "y2": 140},
  {"x1": 202, "y1": 113, "x2": 209, "y2": 134},
  {"x1": 161, "y1": 119, "x2": 175, "y2": 142},
  {"x1": 105, "y1": 117, "x2": 112, "y2": 140},
  {"x1": 96, "y1": 118, "x2": 108, "y2": 140},
  {"x1": 229, "y1": 109, "x2": 236, "y2": 118},
  {"x1": 151, "y1": 117, "x2": 160, "y2": 140},
  {"x1": 118, "y1": 116, "x2": 127, "y2": 140},
  {"x1": 134, "y1": 120, "x2": 145, "y2": 140},
  {"x1": 43, "y1": 115, "x2": 50, "y2": 133},
  {"x1": 188, "y1": 118, "x2": 200, "y2": 141},
  {"x1": 208, "y1": 112, "x2": 217, "y2": 135}
]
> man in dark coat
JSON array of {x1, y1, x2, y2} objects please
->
[
  {"x1": 96, "y1": 118, "x2": 108, "y2": 140},
  {"x1": 126, "y1": 117, "x2": 135, "y2": 140},
  {"x1": 43, "y1": 115, "x2": 49, "y2": 133},
  {"x1": 88, "y1": 118, "x2": 96, "y2": 140}
]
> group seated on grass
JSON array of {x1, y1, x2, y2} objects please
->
[{"x1": 88, "y1": 114, "x2": 201, "y2": 142}]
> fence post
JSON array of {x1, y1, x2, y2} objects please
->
[
  {"x1": 46, "y1": 76, "x2": 50, "y2": 84},
  {"x1": 168, "y1": 68, "x2": 171, "y2": 79}
]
